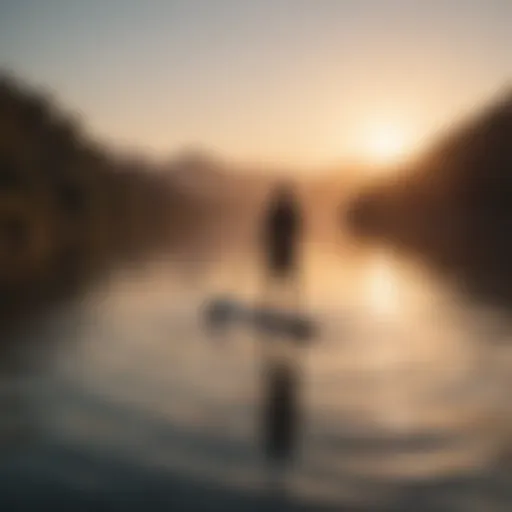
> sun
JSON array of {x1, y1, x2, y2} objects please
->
[
  {"x1": 365, "y1": 123, "x2": 411, "y2": 164},
  {"x1": 364, "y1": 122, "x2": 412, "y2": 164}
]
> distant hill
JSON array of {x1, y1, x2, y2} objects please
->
[
  {"x1": 0, "y1": 73, "x2": 186, "y2": 338},
  {"x1": 347, "y1": 87, "x2": 512, "y2": 309}
]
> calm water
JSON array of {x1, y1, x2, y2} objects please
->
[{"x1": 2, "y1": 241, "x2": 512, "y2": 511}]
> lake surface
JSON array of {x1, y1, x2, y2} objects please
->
[{"x1": 2, "y1": 241, "x2": 512, "y2": 511}]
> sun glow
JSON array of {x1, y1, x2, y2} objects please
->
[{"x1": 365, "y1": 122, "x2": 412, "y2": 164}]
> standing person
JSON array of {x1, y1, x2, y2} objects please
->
[{"x1": 261, "y1": 182, "x2": 303, "y2": 304}]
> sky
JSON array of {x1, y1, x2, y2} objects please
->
[{"x1": 0, "y1": 0, "x2": 511, "y2": 170}]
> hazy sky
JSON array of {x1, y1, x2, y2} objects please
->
[{"x1": 0, "y1": 0, "x2": 511, "y2": 169}]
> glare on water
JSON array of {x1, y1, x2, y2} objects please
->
[{"x1": 4, "y1": 242, "x2": 512, "y2": 509}]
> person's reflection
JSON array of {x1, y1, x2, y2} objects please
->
[{"x1": 261, "y1": 359, "x2": 300, "y2": 468}]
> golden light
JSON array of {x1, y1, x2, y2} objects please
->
[
  {"x1": 366, "y1": 250, "x2": 399, "y2": 318},
  {"x1": 366, "y1": 123, "x2": 411, "y2": 163}
]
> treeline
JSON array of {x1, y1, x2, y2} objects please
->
[
  {"x1": 347, "y1": 88, "x2": 512, "y2": 310},
  {"x1": 0, "y1": 73, "x2": 192, "y2": 337}
]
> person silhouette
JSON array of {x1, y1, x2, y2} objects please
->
[{"x1": 261, "y1": 182, "x2": 302, "y2": 297}]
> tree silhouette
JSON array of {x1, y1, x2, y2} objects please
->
[
  {"x1": 347, "y1": 88, "x2": 512, "y2": 310},
  {"x1": 0, "y1": 73, "x2": 190, "y2": 340}
]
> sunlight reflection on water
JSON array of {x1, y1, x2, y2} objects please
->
[{"x1": 5, "y1": 244, "x2": 512, "y2": 509}]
